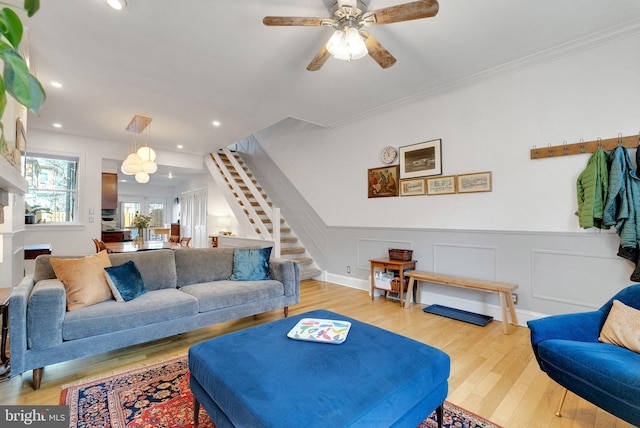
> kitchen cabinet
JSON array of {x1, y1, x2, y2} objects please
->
[{"x1": 101, "y1": 173, "x2": 118, "y2": 210}]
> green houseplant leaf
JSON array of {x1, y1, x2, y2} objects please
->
[
  {"x1": 23, "y1": 0, "x2": 39, "y2": 17},
  {"x1": 0, "y1": 0, "x2": 45, "y2": 153},
  {"x1": 1, "y1": 45, "x2": 33, "y2": 107},
  {"x1": 0, "y1": 8, "x2": 22, "y2": 48}
]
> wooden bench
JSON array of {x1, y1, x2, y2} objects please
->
[{"x1": 405, "y1": 270, "x2": 519, "y2": 334}]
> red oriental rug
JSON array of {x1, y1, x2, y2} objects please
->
[{"x1": 60, "y1": 355, "x2": 501, "y2": 428}]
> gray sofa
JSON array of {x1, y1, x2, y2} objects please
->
[{"x1": 9, "y1": 248, "x2": 300, "y2": 389}]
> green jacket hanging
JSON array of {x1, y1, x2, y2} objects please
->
[{"x1": 576, "y1": 147, "x2": 609, "y2": 229}]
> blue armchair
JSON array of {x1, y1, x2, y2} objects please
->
[{"x1": 527, "y1": 284, "x2": 640, "y2": 426}]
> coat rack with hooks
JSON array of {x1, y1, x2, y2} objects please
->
[{"x1": 530, "y1": 134, "x2": 640, "y2": 160}]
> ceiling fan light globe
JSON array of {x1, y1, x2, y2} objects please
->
[
  {"x1": 346, "y1": 28, "x2": 368, "y2": 59},
  {"x1": 326, "y1": 30, "x2": 346, "y2": 56},
  {"x1": 135, "y1": 171, "x2": 150, "y2": 184}
]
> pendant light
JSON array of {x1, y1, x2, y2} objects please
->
[{"x1": 120, "y1": 115, "x2": 156, "y2": 183}]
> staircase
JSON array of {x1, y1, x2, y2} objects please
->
[{"x1": 207, "y1": 149, "x2": 321, "y2": 280}]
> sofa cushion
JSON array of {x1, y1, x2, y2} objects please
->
[
  {"x1": 174, "y1": 248, "x2": 235, "y2": 287},
  {"x1": 538, "y1": 339, "x2": 640, "y2": 412},
  {"x1": 49, "y1": 251, "x2": 113, "y2": 311},
  {"x1": 179, "y1": 280, "x2": 284, "y2": 312},
  {"x1": 229, "y1": 247, "x2": 272, "y2": 281},
  {"x1": 108, "y1": 250, "x2": 177, "y2": 291},
  {"x1": 104, "y1": 261, "x2": 147, "y2": 302},
  {"x1": 599, "y1": 299, "x2": 640, "y2": 353},
  {"x1": 62, "y1": 289, "x2": 198, "y2": 340}
]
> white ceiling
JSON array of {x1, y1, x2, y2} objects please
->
[{"x1": 18, "y1": 0, "x2": 640, "y2": 165}]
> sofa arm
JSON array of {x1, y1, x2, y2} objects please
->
[
  {"x1": 26, "y1": 279, "x2": 66, "y2": 351},
  {"x1": 269, "y1": 258, "x2": 300, "y2": 297},
  {"x1": 9, "y1": 275, "x2": 35, "y2": 376}
]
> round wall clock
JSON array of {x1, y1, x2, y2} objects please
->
[{"x1": 380, "y1": 146, "x2": 398, "y2": 164}]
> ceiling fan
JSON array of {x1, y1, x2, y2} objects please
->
[{"x1": 263, "y1": 0, "x2": 439, "y2": 71}]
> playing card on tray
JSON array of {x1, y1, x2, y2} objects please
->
[{"x1": 287, "y1": 318, "x2": 352, "y2": 344}]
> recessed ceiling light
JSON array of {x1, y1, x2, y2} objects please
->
[
  {"x1": 53, "y1": 123, "x2": 62, "y2": 128},
  {"x1": 104, "y1": 0, "x2": 126, "y2": 10},
  {"x1": 177, "y1": 144, "x2": 184, "y2": 149},
  {"x1": 212, "y1": 120, "x2": 221, "y2": 127},
  {"x1": 51, "y1": 81, "x2": 62, "y2": 88}
]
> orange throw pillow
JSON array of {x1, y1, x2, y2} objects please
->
[
  {"x1": 50, "y1": 250, "x2": 113, "y2": 311},
  {"x1": 598, "y1": 299, "x2": 640, "y2": 353}
]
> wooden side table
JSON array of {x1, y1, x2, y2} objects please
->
[
  {"x1": 369, "y1": 258, "x2": 417, "y2": 307},
  {"x1": 0, "y1": 288, "x2": 12, "y2": 379}
]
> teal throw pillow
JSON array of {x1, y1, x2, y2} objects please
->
[
  {"x1": 229, "y1": 247, "x2": 272, "y2": 281},
  {"x1": 104, "y1": 260, "x2": 148, "y2": 302}
]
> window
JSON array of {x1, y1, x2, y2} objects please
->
[
  {"x1": 24, "y1": 154, "x2": 78, "y2": 223},
  {"x1": 148, "y1": 202, "x2": 164, "y2": 227}
]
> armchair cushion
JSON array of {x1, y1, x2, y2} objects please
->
[{"x1": 598, "y1": 299, "x2": 640, "y2": 353}]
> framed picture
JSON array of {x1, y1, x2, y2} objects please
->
[
  {"x1": 400, "y1": 178, "x2": 425, "y2": 196},
  {"x1": 16, "y1": 118, "x2": 27, "y2": 176},
  {"x1": 399, "y1": 139, "x2": 442, "y2": 179},
  {"x1": 456, "y1": 171, "x2": 492, "y2": 193},
  {"x1": 368, "y1": 165, "x2": 399, "y2": 198},
  {"x1": 426, "y1": 175, "x2": 456, "y2": 195}
]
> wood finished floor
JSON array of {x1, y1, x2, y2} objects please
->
[{"x1": 0, "y1": 280, "x2": 633, "y2": 428}]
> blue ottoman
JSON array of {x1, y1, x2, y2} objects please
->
[{"x1": 189, "y1": 309, "x2": 450, "y2": 427}]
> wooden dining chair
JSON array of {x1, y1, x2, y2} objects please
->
[
  {"x1": 92, "y1": 239, "x2": 112, "y2": 253},
  {"x1": 180, "y1": 237, "x2": 191, "y2": 247},
  {"x1": 169, "y1": 235, "x2": 180, "y2": 243}
]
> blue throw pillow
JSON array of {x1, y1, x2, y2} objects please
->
[
  {"x1": 229, "y1": 247, "x2": 272, "y2": 281},
  {"x1": 104, "y1": 260, "x2": 148, "y2": 302}
]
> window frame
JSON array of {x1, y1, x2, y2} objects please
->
[{"x1": 24, "y1": 151, "x2": 80, "y2": 225}]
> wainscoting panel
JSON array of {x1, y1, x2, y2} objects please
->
[
  {"x1": 531, "y1": 249, "x2": 627, "y2": 309},
  {"x1": 434, "y1": 243, "x2": 497, "y2": 280},
  {"x1": 356, "y1": 238, "x2": 412, "y2": 271}
]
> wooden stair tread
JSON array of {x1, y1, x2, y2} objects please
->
[{"x1": 281, "y1": 247, "x2": 305, "y2": 255}]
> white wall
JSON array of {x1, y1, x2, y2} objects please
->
[{"x1": 256, "y1": 33, "x2": 640, "y2": 234}]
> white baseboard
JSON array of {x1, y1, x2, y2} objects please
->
[{"x1": 324, "y1": 272, "x2": 548, "y2": 326}]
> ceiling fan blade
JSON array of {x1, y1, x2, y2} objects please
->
[
  {"x1": 306, "y1": 44, "x2": 332, "y2": 71},
  {"x1": 361, "y1": 31, "x2": 397, "y2": 69},
  {"x1": 263, "y1": 16, "x2": 332, "y2": 27},
  {"x1": 363, "y1": 0, "x2": 439, "y2": 26}
]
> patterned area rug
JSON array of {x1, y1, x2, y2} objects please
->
[{"x1": 60, "y1": 355, "x2": 501, "y2": 428}]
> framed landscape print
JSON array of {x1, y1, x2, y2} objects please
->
[
  {"x1": 368, "y1": 165, "x2": 400, "y2": 198},
  {"x1": 426, "y1": 175, "x2": 456, "y2": 195},
  {"x1": 400, "y1": 178, "x2": 425, "y2": 196},
  {"x1": 456, "y1": 171, "x2": 492, "y2": 193},
  {"x1": 399, "y1": 139, "x2": 442, "y2": 179}
]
